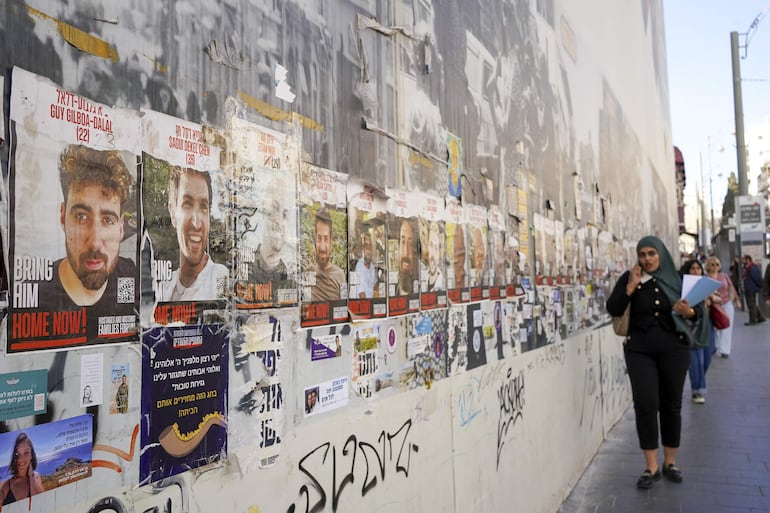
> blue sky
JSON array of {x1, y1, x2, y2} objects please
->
[{"x1": 664, "y1": 1, "x2": 770, "y2": 217}]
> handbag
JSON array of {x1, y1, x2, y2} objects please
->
[
  {"x1": 709, "y1": 303, "x2": 730, "y2": 330},
  {"x1": 612, "y1": 304, "x2": 631, "y2": 336}
]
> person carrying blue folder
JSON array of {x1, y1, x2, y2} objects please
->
[
  {"x1": 680, "y1": 259, "x2": 715, "y2": 405},
  {"x1": 606, "y1": 236, "x2": 707, "y2": 489}
]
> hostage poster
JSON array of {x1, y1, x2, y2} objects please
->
[
  {"x1": 386, "y1": 189, "x2": 419, "y2": 316},
  {"x1": 230, "y1": 117, "x2": 298, "y2": 310},
  {"x1": 8, "y1": 67, "x2": 140, "y2": 352},
  {"x1": 466, "y1": 204, "x2": 489, "y2": 302},
  {"x1": 419, "y1": 193, "x2": 447, "y2": 310},
  {"x1": 446, "y1": 198, "x2": 468, "y2": 304},
  {"x1": 140, "y1": 324, "x2": 229, "y2": 483},
  {"x1": 141, "y1": 109, "x2": 228, "y2": 326},
  {"x1": 347, "y1": 179, "x2": 387, "y2": 320},
  {"x1": 298, "y1": 164, "x2": 348, "y2": 327}
]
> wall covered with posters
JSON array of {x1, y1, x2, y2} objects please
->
[{"x1": 0, "y1": 1, "x2": 673, "y2": 512}]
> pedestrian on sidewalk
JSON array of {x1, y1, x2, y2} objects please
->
[
  {"x1": 730, "y1": 257, "x2": 744, "y2": 311},
  {"x1": 681, "y1": 259, "x2": 715, "y2": 405},
  {"x1": 705, "y1": 256, "x2": 740, "y2": 358},
  {"x1": 762, "y1": 253, "x2": 770, "y2": 306},
  {"x1": 742, "y1": 254, "x2": 766, "y2": 325},
  {"x1": 606, "y1": 236, "x2": 706, "y2": 489}
]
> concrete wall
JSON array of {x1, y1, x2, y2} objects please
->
[{"x1": 0, "y1": 1, "x2": 672, "y2": 512}]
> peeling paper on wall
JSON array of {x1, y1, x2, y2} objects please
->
[
  {"x1": 25, "y1": 4, "x2": 119, "y2": 62},
  {"x1": 274, "y1": 64, "x2": 296, "y2": 103}
]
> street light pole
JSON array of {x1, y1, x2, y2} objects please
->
[
  {"x1": 707, "y1": 136, "x2": 716, "y2": 238},
  {"x1": 730, "y1": 30, "x2": 749, "y2": 196}
]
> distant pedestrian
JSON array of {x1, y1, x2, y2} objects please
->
[
  {"x1": 730, "y1": 257, "x2": 744, "y2": 311},
  {"x1": 742, "y1": 255, "x2": 766, "y2": 325},
  {"x1": 704, "y1": 257, "x2": 740, "y2": 358},
  {"x1": 763, "y1": 255, "x2": 770, "y2": 308},
  {"x1": 606, "y1": 236, "x2": 705, "y2": 489}
]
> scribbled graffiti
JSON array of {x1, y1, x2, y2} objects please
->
[
  {"x1": 286, "y1": 419, "x2": 419, "y2": 513},
  {"x1": 457, "y1": 376, "x2": 482, "y2": 427},
  {"x1": 496, "y1": 367, "x2": 525, "y2": 469}
]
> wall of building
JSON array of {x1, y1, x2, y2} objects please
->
[{"x1": 0, "y1": 1, "x2": 673, "y2": 512}]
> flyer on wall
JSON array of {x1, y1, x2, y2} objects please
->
[
  {"x1": 229, "y1": 116, "x2": 298, "y2": 310},
  {"x1": 418, "y1": 192, "x2": 447, "y2": 310},
  {"x1": 346, "y1": 178, "x2": 387, "y2": 320},
  {"x1": 386, "y1": 189, "x2": 420, "y2": 316},
  {"x1": 7, "y1": 67, "x2": 140, "y2": 353},
  {"x1": 140, "y1": 324, "x2": 229, "y2": 483},
  {"x1": 298, "y1": 163, "x2": 349, "y2": 327},
  {"x1": 141, "y1": 109, "x2": 228, "y2": 327},
  {"x1": 229, "y1": 310, "x2": 287, "y2": 469}
]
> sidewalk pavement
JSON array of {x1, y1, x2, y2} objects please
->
[{"x1": 558, "y1": 308, "x2": 770, "y2": 513}]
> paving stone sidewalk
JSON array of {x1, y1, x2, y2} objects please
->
[{"x1": 558, "y1": 309, "x2": 770, "y2": 513}]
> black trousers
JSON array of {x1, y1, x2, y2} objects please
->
[
  {"x1": 745, "y1": 291, "x2": 766, "y2": 323},
  {"x1": 624, "y1": 326, "x2": 691, "y2": 450}
]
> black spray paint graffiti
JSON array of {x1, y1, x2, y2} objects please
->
[
  {"x1": 287, "y1": 419, "x2": 419, "y2": 513},
  {"x1": 496, "y1": 367, "x2": 525, "y2": 470}
]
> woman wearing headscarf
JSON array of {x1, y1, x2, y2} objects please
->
[
  {"x1": 680, "y1": 259, "x2": 715, "y2": 404},
  {"x1": 606, "y1": 236, "x2": 706, "y2": 489}
]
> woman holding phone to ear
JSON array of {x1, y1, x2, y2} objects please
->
[{"x1": 606, "y1": 236, "x2": 707, "y2": 490}]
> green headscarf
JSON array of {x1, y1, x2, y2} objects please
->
[{"x1": 636, "y1": 236, "x2": 707, "y2": 346}]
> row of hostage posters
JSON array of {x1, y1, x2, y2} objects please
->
[
  {"x1": 8, "y1": 67, "x2": 140, "y2": 352},
  {"x1": 6, "y1": 67, "x2": 529, "y2": 354}
]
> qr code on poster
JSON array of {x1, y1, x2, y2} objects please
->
[{"x1": 117, "y1": 277, "x2": 135, "y2": 303}]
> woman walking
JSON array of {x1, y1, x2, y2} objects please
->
[
  {"x1": 705, "y1": 256, "x2": 740, "y2": 357},
  {"x1": 606, "y1": 236, "x2": 706, "y2": 489}
]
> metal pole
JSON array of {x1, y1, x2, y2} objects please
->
[
  {"x1": 707, "y1": 136, "x2": 716, "y2": 239},
  {"x1": 730, "y1": 31, "x2": 749, "y2": 196}
]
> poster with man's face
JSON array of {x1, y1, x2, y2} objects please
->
[
  {"x1": 418, "y1": 193, "x2": 447, "y2": 310},
  {"x1": 229, "y1": 117, "x2": 298, "y2": 310},
  {"x1": 7, "y1": 67, "x2": 140, "y2": 352},
  {"x1": 298, "y1": 164, "x2": 349, "y2": 327},
  {"x1": 466, "y1": 204, "x2": 489, "y2": 301},
  {"x1": 141, "y1": 110, "x2": 228, "y2": 326},
  {"x1": 347, "y1": 179, "x2": 387, "y2": 320},
  {"x1": 488, "y1": 207, "x2": 507, "y2": 300},
  {"x1": 446, "y1": 197, "x2": 468, "y2": 304},
  {"x1": 386, "y1": 189, "x2": 419, "y2": 316}
]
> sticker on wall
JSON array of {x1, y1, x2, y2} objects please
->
[
  {"x1": 109, "y1": 363, "x2": 130, "y2": 414},
  {"x1": 0, "y1": 370, "x2": 47, "y2": 421},
  {"x1": 0, "y1": 414, "x2": 93, "y2": 507},
  {"x1": 141, "y1": 324, "x2": 229, "y2": 484},
  {"x1": 303, "y1": 377, "x2": 348, "y2": 417},
  {"x1": 7, "y1": 67, "x2": 140, "y2": 353},
  {"x1": 310, "y1": 333, "x2": 343, "y2": 361},
  {"x1": 386, "y1": 324, "x2": 397, "y2": 354},
  {"x1": 79, "y1": 353, "x2": 103, "y2": 407}
]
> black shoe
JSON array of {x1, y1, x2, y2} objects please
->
[
  {"x1": 662, "y1": 463, "x2": 683, "y2": 483},
  {"x1": 745, "y1": 322, "x2": 757, "y2": 325},
  {"x1": 636, "y1": 468, "x2": 661, "y2": 489},
  {"x1": 759, "y1": 318, "x2": 766, "y2": 324}
]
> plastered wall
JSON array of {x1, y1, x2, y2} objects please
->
[{"x1": 0, "y1": 1, "x2": 671, "y2": 512}]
